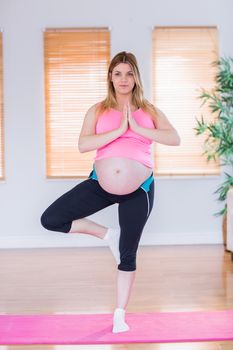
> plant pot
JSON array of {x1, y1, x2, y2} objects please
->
[
  {"x1": 226, "y1": 186, "x2": 233, "y2": 260},
  {"x1": 222, "y1": 211, "x2": 227, "y2": 248}
]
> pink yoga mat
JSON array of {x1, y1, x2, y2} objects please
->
[{"x1": 0, "y1": 310, "x2": 233, "y2": 345}]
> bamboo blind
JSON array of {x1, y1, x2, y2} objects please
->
[
  {"x1": 152, "y1": 26, "x2": 220, "y2": 176},
  {"x1": 44, "y1": 28, "x2": 110, "y2": 178}
]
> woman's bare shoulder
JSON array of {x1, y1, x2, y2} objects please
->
[{"x1": 86, "y1": 102, "x2": 102, "y2": 116}]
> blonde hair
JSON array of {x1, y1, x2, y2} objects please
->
[{"x1": 96, "y1": 51, "x2": 158, "y2": 122}]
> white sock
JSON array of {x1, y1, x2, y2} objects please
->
[
  {"x1": 112, "y1": 308, "x2": 130, "y2": 333},
  {"x1": 103, "y1": 227, "x2": 121, "y2": 265}
]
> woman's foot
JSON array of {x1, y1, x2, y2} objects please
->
[
  {"x1": 104, "y1": 227, "x2": 121, "y2": 264},
  {"x1": 112, "y1": 308, "x2": 129, "y2": 333}
]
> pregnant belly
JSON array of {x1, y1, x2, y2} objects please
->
[{"x1": 94, "y1": 157, "x2": 153, "y2": 195}]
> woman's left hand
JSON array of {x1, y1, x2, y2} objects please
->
[{"x1": 127, "y1": 101, "x2": 140, "y2": 132}]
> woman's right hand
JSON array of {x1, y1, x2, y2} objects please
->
[{"x1": 119, "y1": 104, "x2": 129, "y2": 135}]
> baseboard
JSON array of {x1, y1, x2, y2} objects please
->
[{"x1": 0, "y1": 231, "x2": 223, "y2": 249}]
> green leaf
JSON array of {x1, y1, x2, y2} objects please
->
[
  {"x1": 213, "y1": 206, "x2": 227, "y2": 217},
  {"x1": 195, "y1": 56, "x2": 233, "y2": 217}
]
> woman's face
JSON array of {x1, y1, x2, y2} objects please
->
[{"x1": 110, "y1": 63, "x2": 135, "y2": 95}]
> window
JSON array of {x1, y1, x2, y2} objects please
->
[
  {"x1": 0, "y1": 31, "x2": 5, "y2": 181},
  {"x1": 44, "y1": 28, "x2": 110, "y2": 178},
  {"x1": 152, "y1": 27, "x2": 219, "y2": 176}
]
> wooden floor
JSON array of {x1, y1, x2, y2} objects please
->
[{"x1": 0, "y1": 244, "x2": 233, "y2": 350}]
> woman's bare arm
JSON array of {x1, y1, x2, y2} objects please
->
[
  {"x1": 136, "y1": 107, "x2": 181, "y2": 146},
  {"x1": 78, "y1": 104, "x2": 124, "y2": 153}
]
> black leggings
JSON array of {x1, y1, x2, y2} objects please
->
[{"x1": 41, "y1": 168, "x2": 155, "y2": 271}]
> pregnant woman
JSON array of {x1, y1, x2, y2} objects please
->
[{"x1": 41, "y1": 51, "x2": 181, "y2": 333}]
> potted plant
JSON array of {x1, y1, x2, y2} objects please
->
[{"x1": 194, "y1": 56, "x2": 233, "y2": 247}]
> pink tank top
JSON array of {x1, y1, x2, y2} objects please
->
[{"x1": 94, "y1": 108, "x2": 155, "y2": 168}]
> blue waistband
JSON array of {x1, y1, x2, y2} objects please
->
[
  {"x1": 140, "y1": 173, "x2": 154, "y2": 192},
  {"x1": 89, "y1": 165, "x2": 153, "y2": 192}
]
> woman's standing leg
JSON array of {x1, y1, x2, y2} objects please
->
[{"x1": 113, "y1": 181, "x2": 154, "y2": 333}]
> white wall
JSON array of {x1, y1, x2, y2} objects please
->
[{"x1": 0, "y1": 0, "x2": 232, "y2": 248}]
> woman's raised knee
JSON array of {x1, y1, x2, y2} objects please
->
[
  {"x1": 40, "y1": 210, "x2": 71, "y2": 233},
  {"x1": 40, "y1": 210, "x2": 55, "y2": 231}
]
